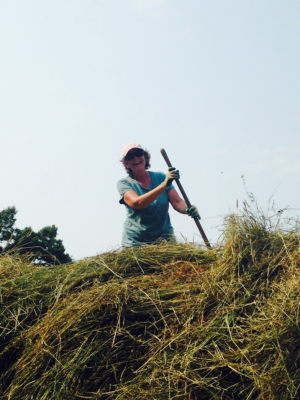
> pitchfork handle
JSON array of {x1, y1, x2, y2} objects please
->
[{"x1": 160, "y1": 148, "x2": 211, "y2": 248}]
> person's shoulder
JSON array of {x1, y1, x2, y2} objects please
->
[
  {"x1": 117, "y1": 176, "x2": 133, "y2": 189},
  {"x1": 117, "y1": 176, "x2": 131, "y2": 184}
]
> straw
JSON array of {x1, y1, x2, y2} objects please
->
[{"x1": 1, "y1": 206, "x2": 300, "y2": 399}]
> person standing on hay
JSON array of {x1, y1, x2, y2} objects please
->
[{"x1": 117, "y1": 143, "x2": 200, "y2": 247}]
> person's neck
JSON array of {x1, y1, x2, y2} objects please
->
[{"x1": 132, "y1": 169, "x2": 149, "y2": 182}]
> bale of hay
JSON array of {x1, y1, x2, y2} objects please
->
[{"x1": 1, "y1": 208, "x2": 300, "y2": 399}]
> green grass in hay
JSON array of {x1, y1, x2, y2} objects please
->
[{"x1": 1, "y1": 209, "x2": 300, "y2": 399}]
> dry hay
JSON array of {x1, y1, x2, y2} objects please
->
[{"x1": 1, "y1": 207, "x2": 300, "y2": 399}]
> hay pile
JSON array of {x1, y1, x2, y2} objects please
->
[{"x1": 1, "y1": 208, "x2": 300, "y2": 399}]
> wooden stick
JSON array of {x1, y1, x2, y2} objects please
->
[{"x1": 160, "y1": 148, "x2": 211, "y2": 248}]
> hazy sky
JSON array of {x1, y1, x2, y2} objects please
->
[{"x1": 1, "y1": 0, "x2": 299, "y2": 259}]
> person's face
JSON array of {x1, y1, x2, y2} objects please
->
[{"x1": 125, "y1": 149, "x2": 146, "y2": 173}]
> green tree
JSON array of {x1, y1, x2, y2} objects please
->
[
  {"x1": 0, "y1": 207, "x2": 72, "y2": 265},
  {"x1": 0, "y1": 206, "x2": 17, "y2": 242}
]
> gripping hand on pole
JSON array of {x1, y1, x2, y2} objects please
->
[
  {"x1": 186, "y1": 205, "x2": 201, "y2": 220},
  {"x1": 160, "y1": 148, "x2": 211, "y2": 248},
  {"x1": 161, "y1": 167, "x2": 180, "y2": 189}
]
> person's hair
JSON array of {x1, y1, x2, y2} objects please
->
[{"x1": 120, "y1": 149, "x2": 151, "y2": 178}]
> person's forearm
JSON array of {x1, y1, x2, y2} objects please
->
[
  {"x1": 132, "y1": 185, "x2": 166, "y2": 210},
  {"x1": 172, "y1": 199, "x2": 188, "y2": 214}
]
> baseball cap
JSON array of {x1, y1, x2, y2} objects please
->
[{"x1": 122, "y1": 143, "x2": 144, "y2": 158}]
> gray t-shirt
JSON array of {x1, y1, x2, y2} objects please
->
[{"x1": 117, "y1": 171, "x2": 174, "y2": 247}]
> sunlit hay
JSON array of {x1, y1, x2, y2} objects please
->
[
  {"x1": 0, "y1": 244, "x2": 210, "y2": 379},
  {"x1": 1, "y1": 207, "x2": 300, "y2": 399},
  {"x1": 0, "y1": 253, "x2": 33, "y2": 284}
]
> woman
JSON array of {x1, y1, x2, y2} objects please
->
[{"x1": 117, "y1": 143, "x2": 200, "y2": 247}]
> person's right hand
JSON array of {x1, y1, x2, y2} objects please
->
[{"x1": 161, "y1": 167, "x2": 180, "y2": 189}]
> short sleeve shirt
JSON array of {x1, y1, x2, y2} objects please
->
[{"x1": 117, "y1": 171, "x2": 174, "y2": 247}]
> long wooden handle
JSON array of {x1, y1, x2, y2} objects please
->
[{"x1": 160, "y1": 148, "x2": 211, "y2": 248}]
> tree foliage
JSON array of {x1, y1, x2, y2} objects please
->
[
  {"x1": 0, "y1": 206, "x2": 72, "y2": 265},
  {"x1": 0, "y1": 206, "x2": 17, "y2": 242}
]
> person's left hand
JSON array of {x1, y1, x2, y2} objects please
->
[{"x1": 186, "y1": 205, "x2": 201, "y2": 220}]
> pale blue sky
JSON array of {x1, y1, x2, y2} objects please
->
[{"x1": 1, "y1": 0, "x2": 299, "y2": 259}]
